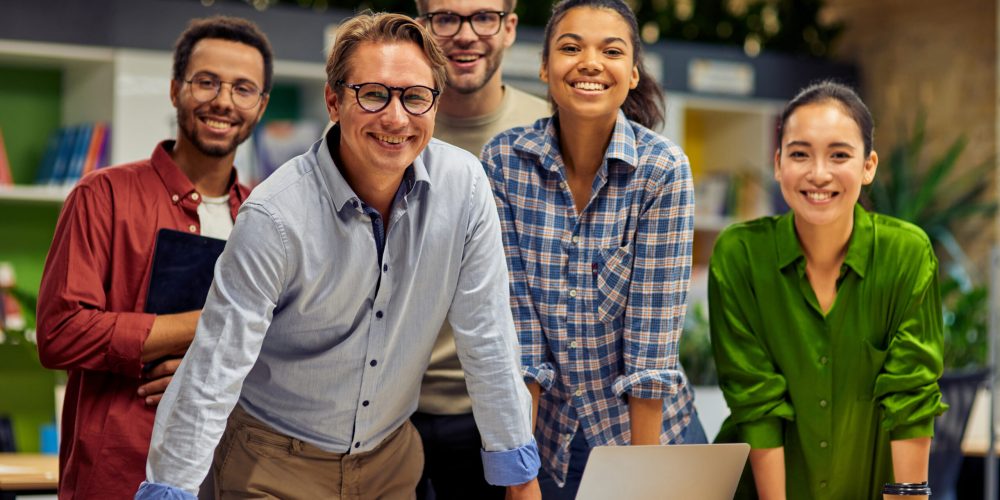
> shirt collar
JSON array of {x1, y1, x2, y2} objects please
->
[
  {"x1": 843, "y1": 204, "x2": 873, "y2": 278},
  {"x1": 511, "y1": 109, "x2": 639, "y2": 173},
  {"x1": 151, "y1": 140, "x2": 246, "y2": 205},
  {"x1": 776, "y1": 203, "x2": 872, "y2": 278},
  {"x1": 319, "y1": 124, "x2": 428, "y2": 213}
]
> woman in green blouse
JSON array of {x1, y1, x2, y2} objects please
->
[{"x1": 709, "y1": 81, "x2": 947, "y2": 500}]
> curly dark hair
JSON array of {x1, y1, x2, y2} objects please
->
[{"x1": 172, "y1": 16, "x2": 274, "y2": 93}]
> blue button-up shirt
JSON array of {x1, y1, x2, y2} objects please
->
[
  {"x1": 482, "y1": 111, "x2": 695, "y2": 485},
  {"x1": 137, "y1": 127, "x2": 538, "y2": 498}
]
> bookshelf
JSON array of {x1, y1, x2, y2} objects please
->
[
  {"x1": 663, "y1": 93, "x2": 783, "y2": 266},
  {"x1": 0, "y1": 39, "x2": 329, "y2": 453}
]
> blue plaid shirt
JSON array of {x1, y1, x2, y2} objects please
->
[{"x1": 482, "y1": 111, "x2": 696, "y2": 485}]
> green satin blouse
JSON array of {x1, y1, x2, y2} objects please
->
[{"x1": 709, "y1": 204, "x2": 948, "y2": 499}]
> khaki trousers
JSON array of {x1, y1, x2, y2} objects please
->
[{"x1": 212, "y1": 404, "x2": 423, "y2": 499}]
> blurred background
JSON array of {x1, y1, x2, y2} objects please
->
[{"x1": 0, "y1": 0, "x2": 996, "y2": 498}]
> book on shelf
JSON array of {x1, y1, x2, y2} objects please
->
[{"x1": 35, "y1": 122, "x2": 111, "y2": 187}]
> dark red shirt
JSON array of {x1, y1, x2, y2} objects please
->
[{"x1": 36, "y1": 141, "x2": 249, "y2": 499}]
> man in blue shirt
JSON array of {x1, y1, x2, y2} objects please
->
[{"x1": 136, "y1": 12, "x2": 540, "y2": 500}]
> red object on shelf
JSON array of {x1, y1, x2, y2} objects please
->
[{"x1": 0, "y1": 128, "x2": 12, "y2": 186}]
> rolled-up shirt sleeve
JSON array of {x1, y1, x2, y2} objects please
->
[
  {"x1": 612, "y1": 160, "x2": 693, "y2": 400},
  {"x1": 447, "y1": 166, "x2": 540, "y2": 485},
  {"x1": 140, "y1": 204, "x2": 287, "y2": 495},
  {"x1": 37, "y1": 181, "x2": 154, "y2": 379},
  {"x1": 708, "y1": 234, "x2": 795, "y2": 449},
  {"x1": 481, "y1": 143, "x2": 555, "y2": 391},
  {"x1": 876, "y1": 243, "x2": 948, "y2": 439}
]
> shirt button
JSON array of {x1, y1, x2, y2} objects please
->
[
  {"x1": 375, "y1": 310, "x2": 383, "y2": 319},
  {"x1": 575, "y1": 388, "x2": 583, "y2": 397},
  {"x1": 383, "y1": 264, "x2": 388, "y2": 272},
  {"x1": 568, "y1": 289, "x2": 577, "y2": 298},
  {"x1": 819, "y1": 399, "x2": 828, "y2": 408},
  {"x1": 354, "y1": 442, "x2": 360, "y2": 448},
  {"x1": 571, "y1": 235, "x2": 579, "y2": 244},
  {"x1": 569, "y1": 341, "x2": 578, "y2": 349},
  {"x1": 559, "y1": 181, "x2": 567, "y2": 189},
  {"x1": 188, "y1": 224, "x2": 197, "y2": 233},
  {"x1": 171, "y1": 194, "x2": 180, "y2": 202},
  {"x1": 820, "y1": 441, "x2": 828, "y2": 448},
  {"x1": 191, "y1": 193, "x2": 200, "y2": 201},
  {"x1": 362, "y1": 400, "x2": 370, "y2": 407},
  {"x1": 369, "y1": 359, "x2": 377, "y2": 367},
  {"x1": 352, "y1": 200, "x2": 359, "y2": 208},
  {"x1": 819, "y1": 356, "x2": 828, "y2": 365}
]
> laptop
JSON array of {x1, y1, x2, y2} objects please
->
[{"x1": 576, "y1": 443, "x2": 750, "y2": 500}]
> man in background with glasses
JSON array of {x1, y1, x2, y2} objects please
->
[
  {"x1": 413, "y1": 1, "x2": 548, "y2": 498},
  {"x1": 139, "y1": 11, "x2": 540, "y2": 500},
  {"x1": 36, "y1": 16, "x2": 270, "y2": 499}
]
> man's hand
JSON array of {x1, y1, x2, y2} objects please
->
[
  {"x1": 505, "y1": 479, "x2": 541, "y2": 500},
  {"x1": 137, "y1": 358, "x2": 183, "y2": 406}
]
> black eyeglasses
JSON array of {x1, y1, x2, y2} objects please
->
[
  {"x1": 422, "y1": 11, "x2": 508, "y2": 37},
  {"x1": 184, "y1": 74, "x2": 266, "y2": 110},
  {"x1": 336, "y1": 81, "x2": 440, "y2": 116}
]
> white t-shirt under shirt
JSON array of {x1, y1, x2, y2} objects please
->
[{"x1": 197, "y1": 194, "x2": 234, "y2": 240}]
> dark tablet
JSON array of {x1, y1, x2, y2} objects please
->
[{"x1": 144, "y1": 228, "x2": 227, "y2": 314}]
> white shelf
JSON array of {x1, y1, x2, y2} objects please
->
[
  {"x1": 0, "y1": 185, "x2": 71, "y2": 203},
  {"x1": 0, "y1": 39, "x2": 113, "y2": 66}
]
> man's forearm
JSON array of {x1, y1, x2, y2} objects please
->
[{"x1": 141, "y1": 310, "x2": 200, "y2": 362}]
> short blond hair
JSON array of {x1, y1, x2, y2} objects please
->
[
  {"x1": 326, "y1": 11, "x2": 447, "y2": 93},
  {"x1": 414, "y1": 0, "x2": 516, "y2": 15}
]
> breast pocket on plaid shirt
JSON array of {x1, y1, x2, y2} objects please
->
[{"x1": 595, "y1": 243, "x2": 634, "y2": 324}]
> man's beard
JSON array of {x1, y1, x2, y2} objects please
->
[
  {"x1": 447, "y1": 49, "x2": 503, "y2": 95},
  {"x1": 177, "y1": 110, "x2": 253, "y2": 158}
]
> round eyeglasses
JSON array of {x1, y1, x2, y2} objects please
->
[
  {"x1": 422, "y1": 11, "x2": 508, "y2": 37},
  {"x1": 184, "y1": 74, "x2": 266, "y2": 110},
  {"x1": 337, "y1": 81, "x2": 440, "y2": 116}
]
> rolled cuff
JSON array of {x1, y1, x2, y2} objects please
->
[
  {"x1": 109, "y1": 311, "x2": 156, "y2": 378},
  {"x1": 134, "y1": 482, "x2": 197, "y2": 500},
  {"x1": 521, "y1": 363, "x2": 556, "y2": 392},
  {"x1": 740, "y1": 417, "x2": 785, "y2": 449},
  {"x1": 880, "y1": 386, "x2": 948, "y2": 439},
  {"x1": 480, "y1": 437, "x2": 541, "y2": 486},
  {"x1": 888, "y1": 415, "x2": 937, "y2": 441},
  {"x1": 612, "y1": 368, "x2": 685, "y2": 400}
]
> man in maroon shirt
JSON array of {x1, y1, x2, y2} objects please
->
[{"x1": 36, "y1": 16, "x2": 271, "y2": 499}]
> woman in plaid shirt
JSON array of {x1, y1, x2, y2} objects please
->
[{"x1": 481, "y1": 0, "x2": 706, "y2": 497}]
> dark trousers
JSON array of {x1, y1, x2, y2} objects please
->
[{"x1": 411, "y1": 411, "x2": 506, "y2": 500}]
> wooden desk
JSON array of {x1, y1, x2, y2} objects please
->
[{"x1": 0, "y1": 453, "x2": 58, "y2": 492}]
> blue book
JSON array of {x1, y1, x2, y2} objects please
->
[
  {"x1": 35, "y1": 128, "x2": 64, "y2": 185},
  {"x1": 63, "y1": 124, "x2": 93, "y2": 186},
  {"x1": 48, "y1": 126, "x2": 78, "y2": 186}
]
